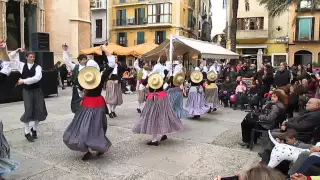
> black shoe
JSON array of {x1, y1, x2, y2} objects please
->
[
  {"x1": 82, "y1": 152, "x2": 92, "y2": 161},
  {"x1": 112, "y1": 112, "x2": 117, "y2": 117},
  {"x1": 137, "y1": 108, "x2": 141, "y2": 113},
  {"x1": 147, "y1": 141, "x2": 159, "y2": 146},
  {"x1": 97, "y1": 152, "x2": 104, "y2": 157},
  {"x1": 207, "y1": 108, "x2": 212, "y2": 113},
  {"x1": 160, "y1": 135, "x2": 168, "y2": 141},
  {"x1": 109, "y1": 113, "x2": 114, "y2": 118},
  {"x1": 25, "y1": 133, "x2": 35, "y2": 142},
  {"x1": 192, "y1": 115, "x2": 200, "y2": 119},
  {"x1": 212, "y1": 108, "x2": 217, "y2": 112},
  {"x1": 238, "y1": 142, "x2": 249, "y2": 147},
  {"x1": 31, "y1": 128, "x2": 37, "y2": 139}
]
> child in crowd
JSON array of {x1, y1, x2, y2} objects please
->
[{"x1": 233, "y1": 80, "x2": 247, "y2": 110}]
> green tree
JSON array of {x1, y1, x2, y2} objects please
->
[{"x1": 230, "y1": 0, "x2": 239, "y2": 53}]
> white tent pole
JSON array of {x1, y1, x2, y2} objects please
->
[{"x1": 169, "y1": 34, "x2": 174, "y2": 75}]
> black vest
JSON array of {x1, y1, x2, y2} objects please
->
[{"x1": 21, "y1": 63, "x2": 40, "y2": 89}]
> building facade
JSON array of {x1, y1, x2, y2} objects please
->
[
  {"x1": 227, "y1": 0, "x2": 289, "y2": 67},
  {"x1": 91, "y1": 0, "x2": 109, "y2": 46},
  {"x1": 288, "y1": 1, "x2": 320, "y2": 66},
  {"x1": 1, "y1": 0, "x2": 92, "y2": 63},
  {"x1": 108, "y1": 0, "x2": 212, "y2": 65},
  {"x1": 198, "y1": 0, "x2": 211, "y2": 41}
]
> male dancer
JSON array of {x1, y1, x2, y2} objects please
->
[
  {"x1": 63, "y1": 45, "x2": 100, "y2": 113},
  {"x1": 134, "y1": 57, "x2": 149, "y2": 113},
  {"x1": 105, "y1": 54, "x2": 124, "y2": 118},
  {"x1": 9, "y1": 50, "x2": 48, "y2": 142}
]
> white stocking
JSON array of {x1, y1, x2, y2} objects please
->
[
  {"x1": 152, "y1": 135, "x2": 158, "y2": 142},
  {"x1": 24, "y1": 123, "x2": 30, "y2": 134},
  {"x1": 32, "y1": 121, "x2": 40, "y2": 131},
  {"x1": 107, "y1": 104, "x2": 112, "y2": 113},
  {"x1": 112, "y1": 105, "x2": 116, "y2": 112}
]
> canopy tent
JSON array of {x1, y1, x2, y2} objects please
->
[
  {"x1": 142, "y1": 35, "x2": 239, "y2": 60},
  {"x1": 80, "y1": 43, "x2": 130, "y2": 55},
  {"x1": 126, "y1": 43, "x2": 159, "y2": 56}
]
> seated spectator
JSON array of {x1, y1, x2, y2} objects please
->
[
  {"x1": 280, "y1": 98, "x2": 320, "y2": 133},
  {"x1": 239, "y1": 91, "x2": 287, "y2": 147},
  {"x1": 233, "y1": 80, "x2": 247, "y2": 110},
  {"x1": 309, "y1": 75, "x2": 318, "y2": 98},
  {"x1": 214, "y1": 165, "x2": 285, "y2": 180},
  {"x1": 291, "y1": 173, "x2": 320, "y2": 180},
  {"x1": 248, "y1": 79, "x2": 263, "y2": 110},
  {"x1": 219, "y1": 76, "x2": 234, "y2": 107},
  {"x1": 287, "y1": 85, "x2": 299, "y2": 118}
]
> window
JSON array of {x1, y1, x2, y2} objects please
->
[
  {"x1": 147, "y1": 3, "x2": 172, "y2": 24},
  {"x1": 137, "y1": 32, "x2": 145, "y2": 44},
  {"x1": 296, "y1": 17, "x2": 314, "y2": 41},
  {"x1": 300, "y1": 0, "x2": 312, "y2": 8},
  {"x1": 155, "y1": 31, "x2": 166, "y2": 44},
  {"x1": 188, "y1": 11, "x2": 193, "y2": 28},
  {"x1": 273, "y1": 54, "x2": 287, "y2": 67},
  {"x1": 223, "y1": 0, "x2": 227, "y2": 9},
  {"x1": 95, "y1": 19, "x2": 102, "y2": 38},
  {"x1": 237, "y1": 17, "x2": 264, "y2": 30},
  {"x1": 116, "y1": 9, "x2": 127, "y2": 26},
  {"x1": 128, "y1": 60, "x2": 133, "y2": 66},
  {"x1": 245, "y1": 0, "x2": 250, "y2": 11},
  {"x1": 95, "y1": 0, "x2": 103, "y2": 8},
  {"x1": 135, "y1": 8, "x2": 145, "y2": 25},
  {"x1": 117, "y1": 32, "x2": 127, "y2": 46}
]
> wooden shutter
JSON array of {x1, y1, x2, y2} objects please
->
[
  {"x1": 155, "y1": 31, "x2": 158, "y2": 44},
  {"x1": 141, "y1": 8, "x2": 145, "y2": 23},
  {"x1": 122, "y1": 9, "x2": 127, "y2": 25},
  {"x1": 295, "y1": 18, "x2": 300, "y2": 41},
  {"x1": 141, "y1": 32, "x2": 145, "y2": 44},
  {"x1": 116, "y1": 10, "x2": 120, "y2": 26},
  {"x1": 163, "y1": 31, "x2": 166, "y2": 42},
  {"x1": 124, "y1": 32, "x2": 127, "y2": 46},
  {"x1": 311, "y1": 17, "x2": 315, "y2": 40},
  {"x1": 117, "y1": 33, "x2": 120, "y2": 45}
]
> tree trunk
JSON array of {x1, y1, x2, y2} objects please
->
[{"x1": 230, "y1": 0, "x2": 239, "y2": 53}]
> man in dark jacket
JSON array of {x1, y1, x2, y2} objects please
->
[
  {"x1": 281, "y1": 98, "x2": 320, "y2": 132},
  {"x1": 274, "y1": 62, "x2": 290, "y2": 87}
]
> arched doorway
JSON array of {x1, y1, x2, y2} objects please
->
[{"x1": 294, "y1": 50, "x2": 312, "y2": 65}]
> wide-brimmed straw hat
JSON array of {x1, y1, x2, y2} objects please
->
[
  {"x1": 173, "y1": 72, "x2": 185, "y2": 86},
  {"x1": 207, "y1": 71, "x2": 217, "y2": 82},
  {"x1": 148, "y1": 73, "x2": 164, "y2": 90},
  {"x1": 190, "y1": 70, "x2": 203, "y2": 83},
  {"x1": 78, "y1": 66, "x2": 101, "y2": 90}
]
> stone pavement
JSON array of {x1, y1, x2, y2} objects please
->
[{"x1": 0, "y1": 88, "x2": 261, "y2": 180}]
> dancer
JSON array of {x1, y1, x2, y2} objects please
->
[
  {"x1": 184, "y1": 69, "x2": 210, "y2": 119},
  {"x1": 204, "y1": 72, "x2": 220, "y2": 113},
  {"x1": 8, "y1": 49, "x2": 48, "y2": 142},
  {"x1": 167, "y1": 72, "x2": 186, "y2": 118},
  {"x1": 134, "y1": 57, "x2": 149, "y2": 113},
  {"x1": 132, "y1": 73, "x2": 183, "y2": 146},
  {"x1": 105, "y1": 54, "x2": 124, "y2": 118},
  {"x1": 0, "y1": 41, "x2": 19, "y2": 180},
  {"x1": 63, "y1": 45, "x2": 114, "y2": 161},
  {"x1": 63, "y1": 45, "x2": 100, "y2": 113}
]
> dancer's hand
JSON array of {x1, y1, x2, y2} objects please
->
[
  {"x1": 16, "y1": 79, "x2": 24, "y2": 86},
  {"x1": 62, "y1": 44, "x2": 68, "y2": 51},
  {"x1": 291, "y1": 173, "x2": 307, "y2": 180}
]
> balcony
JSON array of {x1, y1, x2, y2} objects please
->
[
  {"x1": 134, "y1": 39, "x2": 147, "y2": 45},
  {"x1": 113, "y1": 18, "x2": 148, "y2": 28},
  {"x1": 236, "y1": 30, "x2": 268, "y2": 39},
  {"x1": 296, "y1": 1, "x2": 320, "y2": 12},
  {"x1": 154, "y1": 38, "x2": 167, "y2": 45},
  {"x1": 146, "y1": 15, "x2": 172, "y2": 27},
  {"x1": 113, "y1": 0, "x2": 146, "y2": 6}
]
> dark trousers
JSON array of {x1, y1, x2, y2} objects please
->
[
  {"x1": 241, "y1": 117, "x2": 266, "y2": 143},
  {"x1": 296, "y1": 155, "x2": 320, "y2": 174},
  {"x1": 219, "y1": 92, "x2": 231, "y2": 106}
]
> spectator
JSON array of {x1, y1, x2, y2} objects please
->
[
  {"x1": 309, "y1": 75, "x2": 318, "y2": 97},
  {"x1": 262, "y1": 65, "x2": 274, "y2": 96},
  {"x1": 287, "y1": 85, "x2": 299, "y2": 118},
  {"x1": 297, "y1": 65, "x2": 308, "y2": 81},
  {"x1": 219, "y1": 76, "x2": 235, "y2": 107},
  {"x1": 233, "y1": 80, "x2": 247, "y2": 110},
  {"x1": 274, "y1": 62, "x2": 291, "y2": 88},
  {"x1": 281, "y1": 98, "x2": 320, "y2": 133},
  {"x1": 306, "y1": 63, "x2": 313, "y2": 74},
  {"x1": 239, "y1": 90, "x2": 286, "y2": 147},
  {"x1": 239, "y1": 62, "x2": 251, "y2": 78}
]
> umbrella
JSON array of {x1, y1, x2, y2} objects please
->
[
  {"x1": 128, "y1": 43, "x2": 159, "y2": 56},
  {"x1": 80, "y1": 43, "x2": 130, "y2": 55}
]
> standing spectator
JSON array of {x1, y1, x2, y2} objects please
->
[
  {"x1": 306, "y1": 63, "x2": 313, "y2": 73},
  {"x1": 262, "y1": 65, "x2": 274, "y2": 96},
  {"x1": 59, "y1": 64, "x2": 68, "y2": 89},
  {"x1": 54, "y1": 61, "x2": 65, "y2": 90},
  {"x1": 274, "y1": 62, "x2": 290, "y2": 88},
  {"x1": 297, "y1": 65, "x2": 308, "y2": 81}
]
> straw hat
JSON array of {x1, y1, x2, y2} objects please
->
[
  {"x1": 148, "y1": 73, "x2": 164, "y2": 90},
  {"x1": 190, "y1": 70, "x2": 203, "y2": 83},
  {"x1": 207, "y1": 71, "x2": 217, "y2": 82},
  {"x1": 78, "y1": 66, "x2": 101, "y2": 90},
  {"x1": 173, "y1": 72, "x2": 185, "y2": 86}
]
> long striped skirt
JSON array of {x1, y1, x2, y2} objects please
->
[
  {"x1": 63, "y1": 96, "x2": 111, "y2": 153},
  {"x1": 105, "y1": 80, "x2": 123, "y2": 106},
  {"x1": 184, "y1": 86, "x2": 210, "y2": 116},
  {"x1": 132, "y1": 91, "x2": 183, "y2": 135},
  {"x1": 138, "y1": 88, "x2": 148, "y2": 104},
  {"x1": 204, "y1": 88, "x2": 220, "y2": 109},
  {"x1": 167, "y1": 87, "x2": 187, "y2": 118},
  {"x1": 20, "y1": 88, "x2": 47, "y2": 123}
]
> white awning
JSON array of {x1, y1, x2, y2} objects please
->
[
  {"x1": 236, "y1": 44, "x2": 268, "y2": 49},
  {"x1": 142, "y1": 35, "x2": 239, "y2": 60}
]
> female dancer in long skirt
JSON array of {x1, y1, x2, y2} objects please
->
[
  {"x1": 166, "y1": 72, "x2": 187, "y2": 118},
  {"x1": 184, "y1": 69, "x2": 210, "y2": 119},
  {"x1": 204, "y1": 72, "x2": 220, "y2": 113},
  {"x1": 0, "y1": 41, "x2": 19, "y2": 179},
  {"x1": 63, "y1": 45, "x2": 113, "y2": 161}
]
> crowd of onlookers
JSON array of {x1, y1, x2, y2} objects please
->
[{"x1": 215, "y1": 60, "x2": 320, "y2": 179}]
